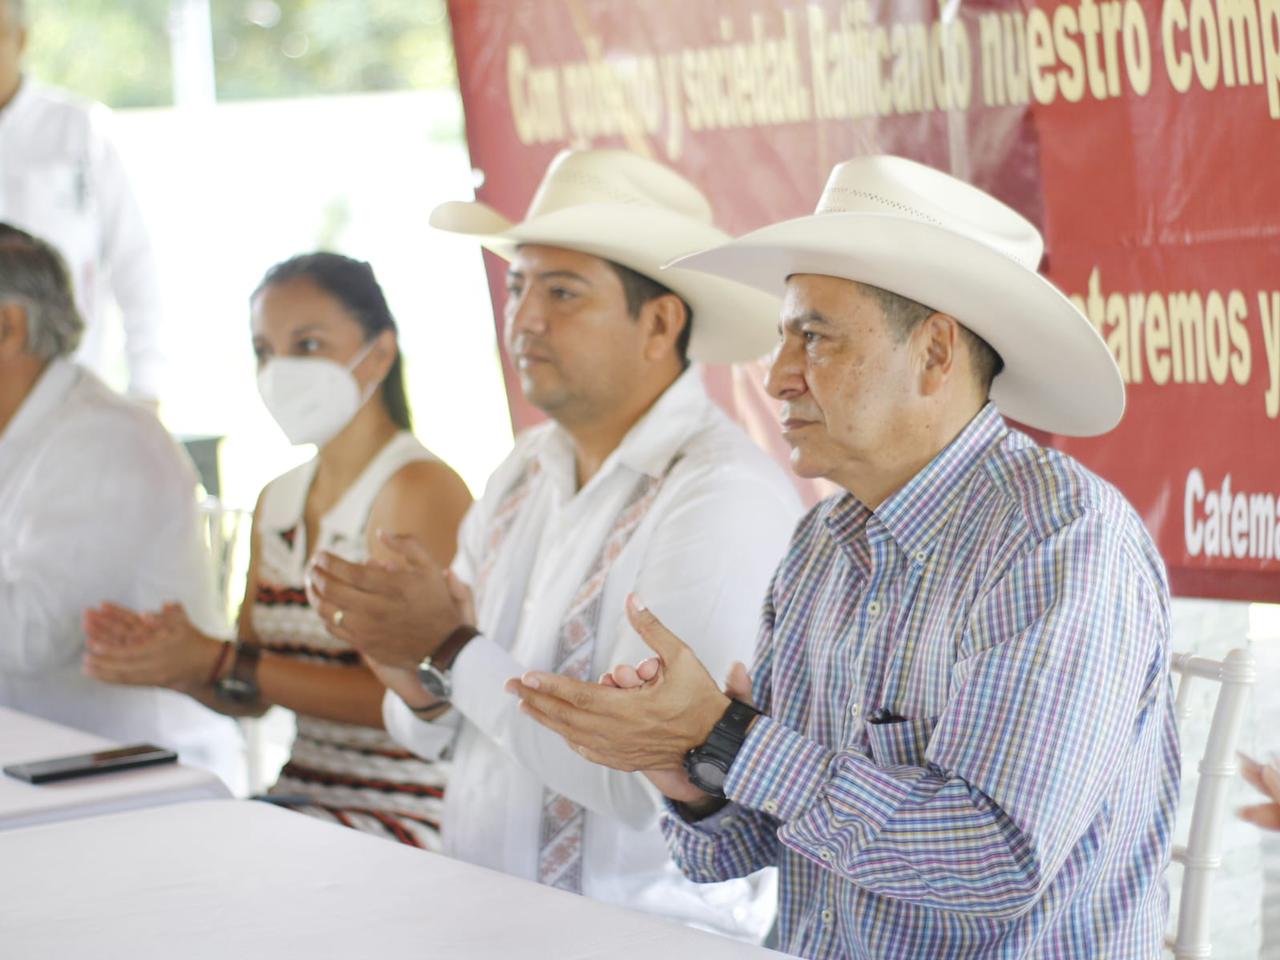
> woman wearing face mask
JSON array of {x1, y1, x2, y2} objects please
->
[{"x1": 83, "y1": 252, "x2": 473, "y2": 849}]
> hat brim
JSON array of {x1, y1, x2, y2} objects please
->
[
  {"x1": 666, "y1": 212, "x2": 1123, "y2": 437},
  {"x1": 431, "y1": 200, "x2": 781, "y2": 364}
]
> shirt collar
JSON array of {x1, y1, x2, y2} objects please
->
[
  {"x1": 0, "y1": 76, "x2": 34, "y2": 125},
  {"x1": 822, "y1": 492, "x2": 872, "y2": 544},
  {"x1": 613, "y1": 366, "x2": 709, "y2": 478},
  {"x1": 533, "y1": 365, "x2": 710, "y2": 487},
  {"x1": 0, "y1": 357, "x2": 78, "y2": 451},
  {"x1": 871, "y1": 403, "x2": 1007, "y2": 563}
]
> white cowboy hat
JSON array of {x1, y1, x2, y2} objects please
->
[
  {"x1": 665, "y1": 155, "x2": 1124, "y2": 436},
  {"x1": 429, "y1": 149, "x2": 779, "y2": 364}
]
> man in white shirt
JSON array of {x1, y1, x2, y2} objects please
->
[
  {"x1": 308, "y1": 149, "x2": 802, "y2": 940},
  {"x1": 0, "y1": 223, "x2": 240, "y2": 787},
  {"x1": 0, "y1": 0, "x2": 165, "y2": 401}
]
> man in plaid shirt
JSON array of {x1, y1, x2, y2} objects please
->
[{"x1": 510, "y1": 156, "x2": 1179, "y2": 958}]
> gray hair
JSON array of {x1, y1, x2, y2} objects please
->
[
  {"x1": 859, "y1": 281, "x2": 1004, "y2": 392},
  {"x1": 0, "y1": 224, "x2": 84, "y2": 359}
]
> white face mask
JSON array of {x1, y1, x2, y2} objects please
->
[{"x1": 257, "y1": 339, "x2": 379, "y2": 446}]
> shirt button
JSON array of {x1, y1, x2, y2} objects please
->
[
  {"x1": 850, "y1": 703, "x2": 861, "y2": 719},
  {"x1": 867, "y1": 600, "x2": 881, "y2": 617},
  {"x1": 763, "y1": 799, "x2": 779, "y2": 814},
  {"x1": 821, "y1": 908, "x2": 834, "y2": 924},
  {"x1": 820, "y1": 849, "x2": 833, "y2": 862},
  {"x1": 914, "y1": 550, "x2": 928, "y2": 565},
  {"x1": 721, "y1": 815, "x2": 738, "y2": 828}
]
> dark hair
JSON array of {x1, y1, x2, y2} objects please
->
[
  {"x1": 253, "y1": 252, "x2": 412, "y2": 431},
  {"x1": 603, "y1": 260, "x2": 694, "y2": 369},
  {"x1": 861, "y1": 281, "x2": 1004, "y2": 393}
]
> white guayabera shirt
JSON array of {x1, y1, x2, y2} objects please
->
[
  {"x1": 0, "y1": 79, "x2": 165, "y2": 399},
  {"x1": 0, "y1": 360, "x2": 241, "y2": 787},
  {"x1": 384, "y1": 369, "x2": 803, "y2": 942}
]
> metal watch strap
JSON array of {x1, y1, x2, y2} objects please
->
[{"x1": 430, "y1": 625, "x2": 482, "y2": 673}]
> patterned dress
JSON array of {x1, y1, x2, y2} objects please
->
[{"x1": 251, "y1": 431, "x2": 448, "y2": 848}]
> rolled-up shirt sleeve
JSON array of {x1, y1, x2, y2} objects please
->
[
  {"x1": 661, "y1": 586, "x2": 782, "y2": 881},
  {"x1": 662, "y1": 794, "x2": 782, "y2": 883}
]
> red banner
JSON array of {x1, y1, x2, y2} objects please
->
[{"x1": 445, "y1": 0, "x2": 1280, "y2": 602}]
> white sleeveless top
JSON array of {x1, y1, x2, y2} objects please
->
[{"x1": 252, "y1": 431, "x2": 449, "y2": 849}]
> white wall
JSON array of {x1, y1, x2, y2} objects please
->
[{"x1": 107, "y1": 89, "x2": 513, "y2": 507}]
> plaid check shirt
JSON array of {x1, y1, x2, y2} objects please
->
[{"x1": 664, "y1": 404, "x2": 1180, "y2": 959}]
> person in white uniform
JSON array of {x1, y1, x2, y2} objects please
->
[
  {"x1": 0, "y1": 0, "x2": 164, "y2": 401},
  {"x1": 307, "y1": 149, "x2": 804, "y2": 941},
  {"x1": 0, "y1": 223, "x2": 240, "y2": 786}
]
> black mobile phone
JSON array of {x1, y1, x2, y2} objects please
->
[{"x1": 2, "y1": 743, "x2": 178, "y2": 784}]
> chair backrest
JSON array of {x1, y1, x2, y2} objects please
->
[
  {"x1": 196, "y1": 496, "x2": 251, "y2": 623},
  {"x1": 1165, "y1": 647, "x2": 1257, "y2": 959}
]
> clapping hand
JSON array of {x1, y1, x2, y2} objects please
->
[
  {"x1": 307, "y1": 531, "x2": 469, "y2": 671},
  {"x1": 1240, "y1": 753, "x2": 1280, "y2": 831},
  {"x1": 507, "y1": 594, "x2": 757, "y2": 809},
  {"x1": 83, "y1": 602, "x2": 222, "y2": 695},
  {"x1": 597, "y1": 651, "x2": 756, "y2": 805}
]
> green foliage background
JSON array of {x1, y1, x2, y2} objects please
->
[{"x1": 24, "y1": 0, "x2": 456, "y2": 108}]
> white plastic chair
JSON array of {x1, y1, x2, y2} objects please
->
[
  {"x1": 196, "y1": 496, "x2": 250, "y2": 623},
  {"x1": 1166, "y1": 647, "x2": 1257, "y2": 959},
  {"x1": 197, "y1": 497, "x2": 272, "y2": 792}
]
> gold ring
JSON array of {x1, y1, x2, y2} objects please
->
[{"x1": 332, "y1": 609, "x2": 345, "y2": 628}]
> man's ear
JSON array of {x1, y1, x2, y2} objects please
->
[
  {"x1": 0, "y1": 302, "x2": 29, "y2": 361},
  {"x1": 641, "y1": 294, "x2": 688, "y2": 363},
  {"x1": 915, "y1": 311, "x2": 958, "y2": 397}
]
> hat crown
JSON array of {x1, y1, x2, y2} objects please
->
[
  {"x1": 815, "y1": 156, "x2": 1044, "y2": 270},
  {"x1": 524, "y1": 149, "x2": 714, "y2": 225}
]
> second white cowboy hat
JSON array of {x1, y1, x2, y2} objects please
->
[
  {"x1": 665, "y1": 155, "x2": 1124, "y2": 437},
  {"x1": 429, "y1": 149, "x2": 779, "y2": 364}
]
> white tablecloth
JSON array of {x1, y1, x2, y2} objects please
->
[
  {"x1": 0, "y1": 799, "x2": 794, "y2": 959},
  {"x1": 0, "y1": 705, "x2": 229, "y2": 829}
]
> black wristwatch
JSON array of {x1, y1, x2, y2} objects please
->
[
  {"x1": 416, "y1": 625, "x2": 482, "y2": 701},
  {"x1": 215, "y1": 642, "x2": 261, "y2": 704},
  {"x1": 683, "y1": 699, "x2": 761, "y2": 798}
]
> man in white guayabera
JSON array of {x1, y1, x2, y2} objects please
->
[
  {"x1": 0, "y1": 223, "x2": 240, "y2": 786},
  {"x1": 306, "y1": 149, "x2": 804, "y2": 941}
]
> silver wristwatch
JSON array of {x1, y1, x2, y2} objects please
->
[{"x1": 416, "y1": 625, "x2": 481, "y2": 702}]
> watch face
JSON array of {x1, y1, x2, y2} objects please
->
[
  {"x1": 689, "y1": 758, "x2": 727, "y2": 794},
  {"x1": 216, "y1": 677, "x2": 256, "y2": 703},
  {"x1": 418, "y1": 665, "x2": 451, "y2": 701}
]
